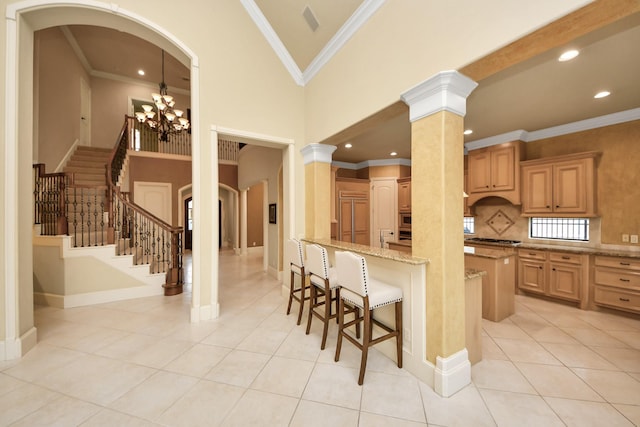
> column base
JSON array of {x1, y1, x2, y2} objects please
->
[{"x1": 433, "y1": 348, "x2": 471, "y2": 397}]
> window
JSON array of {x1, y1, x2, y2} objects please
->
[
  {"x1": 529, "y1": 218, "x2": 589, "y2": 241},
  {"x1": 464, "y1": 217, "x2": 475, "y2": 234}
]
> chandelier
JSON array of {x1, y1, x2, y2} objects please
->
[{"x1": 135, "y1": 50, "x2": 190, "y2": 142}]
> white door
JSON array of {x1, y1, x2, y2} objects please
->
[
  {"x1": 134, "y1": 182, "x2": 172, "y2": 224},
  {"x1": 370, "y1": 178, "x2": 397, "y2": 248},
  {"x1": 80, "y1": 78, "x2": 91, "y2": 146}
]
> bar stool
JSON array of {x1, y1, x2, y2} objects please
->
[
  {"x1": 286, "y1": 238, "x2": 310, "y2": 325},
  {"x1": 334, "y1": 250, "x2": 403, "y2": 385},
  {"x1": 304, "y1": 244, "x2": 341, "y2": 349}
]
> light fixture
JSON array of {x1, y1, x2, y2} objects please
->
[
  {"x1": 594, "y1": 91, "x2": 610, "y2": 99},
  {"x1": 463, "y1": 129, "x2": 473, "y2": 135},
  {"x1": 137, "y1": 69, "x2": 145, "y2": 76},
  {"x1": 344, "y1": 143, "x2": 352, "y2": 148},
  {"x1": 558, "y1": 49, "x2": 579, "y2": 62},
  {"x1": 135, "y1": 50, "x2": 190, "y2": 142},
  {"x1": 390, "y1": 151, "x2": 397, "y2": 156}
]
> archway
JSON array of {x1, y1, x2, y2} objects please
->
[{"x1": 3, "y1": 0, "x2": 202, "y2": 359}]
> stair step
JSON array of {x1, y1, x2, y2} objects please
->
[
  {"x1": 75, "y1": 146, "x2": 112, "y2": 154},
  {"x1": 64, "y1": 166, "x2": 107, "y2": 175}
]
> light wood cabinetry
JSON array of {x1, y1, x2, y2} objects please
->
[
  {"x1": 521, "y1": 151, "x2": 598, "y2": 217},
  {"x1": 467, "y1": 141, "x2": 524, "y2": 206},
  {"x1": 518, "y1": 248, "x2": 588, "y2": 307},
  {"x1": 336, "y1": 178, "x2": 370, "y2": 246},
  {"x1": 464, "y1": 171, "x2": 473, "y2": 217},
  {"x1": 465, "y1": 250, "x2": 516, "y2": 322},
  {"x1": 594, "y1": 256, "x2": 640, "y2": 314},
  {"x1": 397, "y1": 177, "x2": 411, "y2": 213}
]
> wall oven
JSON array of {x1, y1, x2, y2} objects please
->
[{"x1": 399, "y1": 213, "x2": 411, "y2": 240}]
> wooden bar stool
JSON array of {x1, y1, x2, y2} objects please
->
[
  {"x1": 286, "y1": 238, "x2": 310, "y2": 325},
  {"x1": 334, "y1": 250, "x2": 403, "y2": 385},
  {"x1": 304, "y1": 244, "x2": 341, "y2": 349}
]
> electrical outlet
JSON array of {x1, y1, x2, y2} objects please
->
[
  {"x1": 632, "y1": 235, "x2": 639, "y2": 244},
  {"x1": 622, "y1": 234, "x2": 630, "y2": 243},
  {"x1": 404, "y1": 328, "x2": 411, "y2": 342}
]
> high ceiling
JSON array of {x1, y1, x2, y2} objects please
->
[{"x1": 57, "y1": 3, "x2": 640, "y2": 163}]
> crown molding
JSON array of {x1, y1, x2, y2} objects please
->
[
  {"x1": 303, "y1": 0, "x2": 386, "y2": 84},
  {"x1": 332, "y1": 158, "x2": 411, "y2": 170},
  {"x1": 301, "y1": 143, "x2": 337, "y2": 165},
  {"x1": 464, "y1": 108, "x2": 640, "y2": 150},
  {"x1": 240, "y1": 0, "x2": 304, "y2": 86}
]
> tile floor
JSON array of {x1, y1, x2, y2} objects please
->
[{"x1": 1, "y1": 250, "x2": 639, "y2": 426}]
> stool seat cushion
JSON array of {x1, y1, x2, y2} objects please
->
[
  {"x1": 310, "y1": 267, "x2": 339, "y2": 289},
  {"x1": 290, "y1": 264, "x2": 304, "y2": 275},
  {"x1": 340, "y1": 277, "x2": 402, "y2": 310}
]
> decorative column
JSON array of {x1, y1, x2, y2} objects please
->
[
  {"x1": 240, "y1": 189, "x2": 248, "y2": 255},
  {"x1": 300, "y1": 144, "x2": 337, "y2": 240},
  {"x1": 401, "y1": 70, "x2": 478, "y2": 397}
]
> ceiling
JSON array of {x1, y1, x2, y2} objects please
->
[{"x1": 56, "y1": 4, "x2": 640, "y2": 163}]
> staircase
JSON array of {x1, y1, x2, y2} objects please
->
[{"x1": 63, "y1": 146, "x2": 110, "y2": 247}]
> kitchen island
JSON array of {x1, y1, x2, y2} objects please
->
[{"x1": 464, "y1": 246, "x2": 516, "y2": 322}]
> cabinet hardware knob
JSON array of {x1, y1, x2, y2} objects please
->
[
  {"x1": 539, "y1": 266, "x2": 543, "y2": 270},
  {"x1": 562, "y1": 256, "x2": 570, "y2": 260},
  {"x1": 552, "y1": 268, "x2": 556, "y2": 271},
  {"x1": 620, "y1": 278, "x2": 630, "y2": 282},
  {"x1": 620, "y1": 262, "x2": 631, "y2": 266},
  {"x1": 485, "y1": 185, "x2": 489, "y2": 188},
  {"x1": 619, "y1": 297, "x2": 630, "y2": 302},
  {"x1": 546, "y1": 206, "x2": 550, "y2": 208},
  {"x1": 555, "y1": 205, "x2": 560, "y2": 208},
  {"x1": 529, "y1": 253, "x2": 537, "y2": 256}
]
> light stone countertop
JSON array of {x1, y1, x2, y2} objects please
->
[
  {"x1": 464, "y1": 246, "x2": 517, "y2": 260},
  {"x1": 464, "y1": 238, "x2": 640, "y2": 259},
  {"x1": 303, "y1": 238, "x2": 428, "y2": 266}
]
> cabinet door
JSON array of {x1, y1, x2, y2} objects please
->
[
  {"x1": 522, "y1": 164, "x2": 553, "y2": 214},
  {"x1": 398, "y1": 182, "x2": 411, "y2": 212},
  {"x1": 468, "y1": 150, "x2": 492, "y2": 193},
  {"x1": 490, "y1": 145, "x2": 516, "y2": 191},
  {"x1": 353, "y1": 198, "x2": 370, "y2": 245},
  {"x1": 549, "y1": 263, "x2": 581, "y2": 301},
  {"x1": 518, "y1": 259, "x2": 546, "y2": 294},
  {"x1": 339, "y1": 199, "x2": 353, "y2": 242},
  {"x1": 554, "y1": 160, "x2": 586, "y2": 213}
]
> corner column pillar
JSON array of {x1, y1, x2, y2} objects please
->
[
  {"x1": 240, "y1": 189, "x2": 248, "y2": 255},
  {"x1": 300, "y1": 144, "x2": 337, "y2": 240},
  {"x1": 401, "y1": 71, "x2": 477, "y2": 396}
]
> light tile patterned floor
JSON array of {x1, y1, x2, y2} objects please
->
[{"x1": 1, "y1": 250, "x2": 639, "y2": 426}]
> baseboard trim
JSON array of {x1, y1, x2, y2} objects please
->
[
  {"x1": 190, "y1": 303, "x2": 220, "y2": 323},
  {"x1": 433, "y1": 348, "x2": 471, "y2": 397},
  {"x1": 0, "y1": 327, "x2": 38, "y2": 361},
  {"x1": 33, "y1": 285, "x2": 164, "y2": 309}
]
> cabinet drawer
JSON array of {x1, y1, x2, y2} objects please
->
[
  {"x1": 518, "y1": 249, "x2": 547, "y2": 261},
  {"x1": 548, "y1": 252, "x2": 582, "y2": 265},
  {"x1": 594, "y1": 286, "x2": 640, "y2": 314},
  {"x1": 595, "y1": 268, "x2": 640, "y2": 291},
  {"x1": 595, "y1": 256, "x2": 640, "y2": 271}
]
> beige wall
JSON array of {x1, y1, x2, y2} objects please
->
[{"x1": 35, "y1": 27, "x2": 91, "y2": 168}]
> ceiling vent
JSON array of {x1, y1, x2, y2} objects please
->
[{"x1": 302, "y1": 6, "x2": 319, "y2": 32}]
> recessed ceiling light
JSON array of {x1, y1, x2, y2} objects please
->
[
  {"x1": 558, "y1": 49, "x2": 579, "y2": 62},
  {"x1": 463, "y1": 129, "x2": 473, "y2": 135},
  {"x1": 594, "y1": 91, "x2": 610, "y2": 99},
  {"x1": 390, "y1": 151, "x2": 397, "y2": 156},
  {"x1": 138, "y1": 69, "x2": 145, "y2": 76},
  {"x1": 344, "y1": 143, "x2": 352, "y2": 149}
]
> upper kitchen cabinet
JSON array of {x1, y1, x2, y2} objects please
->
[
  {"x1": 397, "y1": 177, "x2": 411, "y2": 213},
  {"x1": 521, "y1": 151, "x2": 599, "y2": 217},
  {"x1": 467, "y1": 141, "x2": 524, "y2": 206}
]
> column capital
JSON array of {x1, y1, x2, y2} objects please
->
[
  {"x1": 301, "y1": 143, "x2": 337, "y2": 165},
  {"x1": 401, "y1": 70, "x2": 478, "y2": 122}
]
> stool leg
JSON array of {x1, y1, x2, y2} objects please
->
[
  {"x1": 320, "y1": 280, "x2": 330, "y2": 350},
  {"x1": 286, "y1": 269, "x2": 295, "y2": 315},
  {"x1": 358, "y1": 308, "x2": 371, "y2": 385},
  {"x1": 305, "y1": 284, "x2": 316, "y2": 335},
  {"x1": 396, "y1": 300, "x2": 403, "y2": 368},
  {"x1": 296, "y1": 274, "x2": 306, "y2": 325},
  {"x1": 334, "y1": 298, "x2": 344, "y2": 362}
]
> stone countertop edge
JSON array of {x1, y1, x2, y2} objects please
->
[
  {"x1": 465, "y1": 239, "x2": 640, "y2": 259},
  {"x1": 465, "y1": 269, "x2": 487, "y2": 280},
  {"x1": 464, "y1": 249, "x2": 516, "y2": 260},
  {"x1": 303, "y1": 238, "x2": 429, "y2": 266}
]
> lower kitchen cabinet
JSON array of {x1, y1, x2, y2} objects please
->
[
  {"x1": 594, "y1": 255, "x2": 640, "y2": 314},
  {"x1": 518, "y1": 248, "x2": 588, "y2": 308}
]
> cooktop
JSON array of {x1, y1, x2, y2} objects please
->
[{"x1": 465, "y1": 237, "x2": 522, "y2": 245}]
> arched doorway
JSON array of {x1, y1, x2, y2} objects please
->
[{"x1": 3, "y1": 0, "x2": 202, "y2": 359}]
